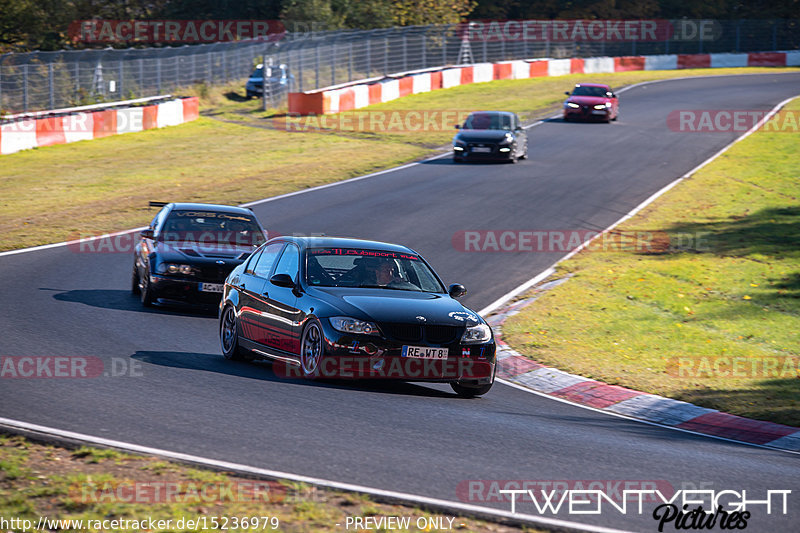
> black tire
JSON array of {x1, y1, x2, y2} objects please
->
[
  {"x1": 131, "y1": 264, "x2": 140, "y2": 295},
  {"x1": 220, "y1": 305, "x2": 248, "y2": 361},
  {"x1": 563, "y1": 115, "x2": 570, "y2": 122},
  {"x1": 451, "y1": 365, "x2": 495, "y2": 397},
  {"x1": 300, "y1": 319, "x2": 325, "y2": 379},
  {"x1": 139, "y1": 268, "x2": 154, "y2": 307},
  {"x1": 453, "y1": 156, "x2": 463, "y2": 163}
]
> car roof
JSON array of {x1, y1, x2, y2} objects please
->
[
  {"x1": 167, "y1": 203, "x2": 255, "y2": 215},
  {"x1": 468, "y1": 111, "x2": 516, "y2": 117},
  {"x1": 575, "y1": 83, "x2": 611, "y2": 89},
  {"x1": 273, "y1": 236, "x2": 418, "y2": 255}
]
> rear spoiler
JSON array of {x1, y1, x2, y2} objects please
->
[{"x1": 149, "y1": 201, "x2": 169, "y2": 208}]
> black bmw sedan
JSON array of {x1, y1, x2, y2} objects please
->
[
  {"x1": 132, "y1": 202, "x2": 268, "y2": 307},
  {"x1": 452, "y1": 111, "x2": 527, "y2": 163},
  {"x1": 219, "y1": 237, "x2": 496, "y2": 397}
]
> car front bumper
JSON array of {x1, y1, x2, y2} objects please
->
[
  {"x1": 149, "y1": 275, "x2": 224, "y2": 305},
  {"x1": 308, "y1": 323, "x2": 497, "y2": 383}
]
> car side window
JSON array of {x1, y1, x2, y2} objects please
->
[
  {"x1": 273, "y1": 244, "x2": 300, "y2": 280},
  {"x1": 244, "y1": 248, "x2": 263, "y2": 275},
  {"x1": 253, "y1": 243, "x2": 284, "y2": 278}
]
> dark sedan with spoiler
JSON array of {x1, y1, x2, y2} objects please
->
[
  {"x1": 219, "y1": 236, "x2": 497, "y2": 397},
  {"x1": 453, "y1": 111, "x2": 527, "y2": 163},
  {"x1": 132, "y1": 202, "x2": 268, "y2": 307}
]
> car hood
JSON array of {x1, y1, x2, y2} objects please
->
[
  {"x1": 310, "y1": 287, "x2": 482, "y2": 326},
  {"x1": 566, "y1": 95, "x2": 611, "y2": 105},
  {"x1": 155, "y1": 242, "x2": 256, "y2": 262},
  {"x1": 454, "y1": 130, "x2": 511, "y2": 142}
]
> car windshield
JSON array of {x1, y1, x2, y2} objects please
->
[
  {"x1": 306, "y1": 248, "x2": 445, "y2": 293},
  {"x1": 250, "y1": 66, "x2": 283, "y2": 79},
  {"x1": 463, "y1": 112, "x2": 512, "y2": 131},
  {"x1": 160, "y1": 210, "x2": 265, "y2": 246},
  {"x1": 572, "y1": 86, "x2": 609, "y2": 97}
]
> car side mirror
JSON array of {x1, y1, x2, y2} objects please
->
[
  {"x1": 141, "y1": 229, "x2": 154, "y2": 240},
  {"x1": 565, "y1": 91, "x2": 571, "y2": 96},
  {"x1": 270, "y1": 273, "x2": 295, "y2": 288},
  {"x1": 454, "y1": 124, "x2": 461, "y2": 129},
  {"x1": 448, "y1": 283, "x2": 467, "y2": 298}
]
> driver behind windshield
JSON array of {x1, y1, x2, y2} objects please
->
[{"x1": 360, "y1": 257, "x2": 416, "y2": 289}]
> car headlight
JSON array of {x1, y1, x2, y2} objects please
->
[
  {"x1": 461, "y1": 323, "x2": 492, "y2": 344},
  {"x1": 594, "y1": 104, "x2": 609, "y2": 110},
  {"x1": 329, "y1": 317, "x2": 380, "y2": 336},
  {"x1": 157, "y1": 263, "x2": 194, "y2": 275},
  {"x1": 499, "y1": 133, "x2": 514, "y2": 145},
  {"x1": 566, "y1": 102, "x2": 580, "y2": 108}
]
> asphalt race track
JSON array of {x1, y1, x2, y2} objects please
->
[{"x1": 1, "y1": 73, "x2": 799, "y2": 532}]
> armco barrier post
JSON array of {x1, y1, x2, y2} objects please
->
[
  {"x1": 315, "y1": 45, "x2": 320, "y2": 90},
  {"x1": 331, "y1": 41, "x2": 336, "y2": 87},
  {"x1": 402, "y1": 34, "x2": 408, "y2": 71},
  {"x1": 441, "y1": 27, "x2": 447, "y2": 65},
  {"x1": 23, "y1": 63, "x2": 28, "y2": 112},
  {"x1": 348, "y1": 41, "x2": 353, "y2": 80},
  {"x1": 384, "y1": 36, "x2": 388, "y2": 75},
  {"x1": 48, "y1": 62, "x2": 54, "y2": 109},
  {"x1": 366, "y1": 38, "x2": 371, "y2": 78}
]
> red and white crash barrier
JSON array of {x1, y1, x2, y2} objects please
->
[
  {"x1": 289, "y1": 50, "x2": 800, "y2": 115},
  {"x1": 0, "y1": 96, "x2": 199, "y2": 156}
]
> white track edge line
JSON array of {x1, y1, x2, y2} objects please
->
[
  {"x1": 0, "y1": 417, "x2": 632, "y2": 533},
  {"x1": 495, "y1": 379, "x2": 800, "y2": 456}
]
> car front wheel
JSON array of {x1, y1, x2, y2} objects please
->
[
  {"x1": 221, "y1": 306, "x2": 248, "y2": 361},
  {"x1": 300, "y1": 319, "x2": 325, "y2": 379},
  {"x1": 139, "y1": 268, "x2": 154, "y2": 307},
  {"x1": 131, "y1": 264, "x2": 140, "y2": 295}
]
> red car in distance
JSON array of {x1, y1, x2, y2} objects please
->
[{"x1": 563, "y1": 83, "x2": 619, "y2": 123}]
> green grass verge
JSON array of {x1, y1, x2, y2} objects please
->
[
  {"x1": 502, "y1": 98, "x2": 800, "y2": 427},
  {"x1": 1, "y1": 67, "x2": 797, "y2": 251},
  {"x1": 0, "y1": 435, "x2": 537, "y2": 532}
]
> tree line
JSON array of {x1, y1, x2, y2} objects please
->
[{"x1": 1, "y1": 0, "x2": 797, "y2": 52}]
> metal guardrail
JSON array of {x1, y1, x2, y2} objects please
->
[{"x1": 1, "y1": 20, "x2": 797, "y2": 114}]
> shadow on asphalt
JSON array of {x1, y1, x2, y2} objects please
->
[
  {"x1": 45, "y1": 288, "x2": 217, "y2": 318},
  {"x1": 130, "y1": 350, "x2": 458, "y2": 398},
  {"x1": 421, "y1": 158, "x2": 515, "y2": 165}
]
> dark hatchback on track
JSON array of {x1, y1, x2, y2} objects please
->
[
  {"x1": 132, "y1": 202, "x2": 268, "y2": 307},
  {"x1": 219, "y1": 237, "x2": 497, "y2": 397},
  {"x1": 452, "y1": 111, "x2": 527, "y2": 163}
]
